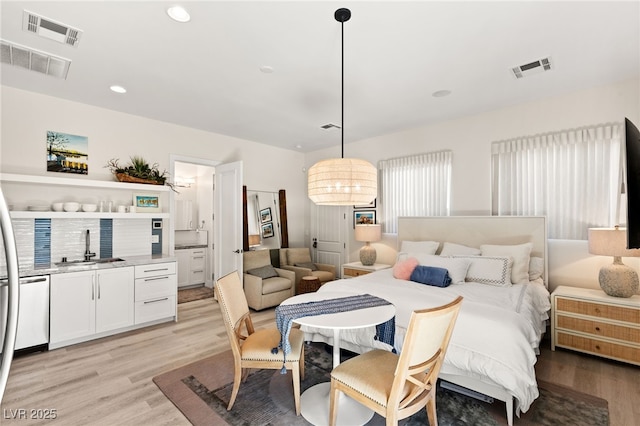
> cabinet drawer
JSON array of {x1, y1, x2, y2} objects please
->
[
  {"x1": 135, "y1": 295, "x2": 176, "y2": 324},
  {"x1": 135, "y1": 274, "x2": 176, "y2": 301},
  {"x1": 343, "y1": 267, "x2": 369, "y2": 277},
  {"x1": 556, "y1": 314, "x2": 640, "y2": 344},
  {"x1": 191, "y1": 254, "x2": 206, "y2": 269},
  {"x1": 556, "y1": 297, "x2": 640, "y2": 324},
  {"x1": 556, "y1": 331, "x2": 640, "y2": 365},
  {"x1": 191, "y1": 269, "x2": 205, "y2": 283},
  {"x1": 135, "y1": 262, "x2": 176, "y2": 279}
]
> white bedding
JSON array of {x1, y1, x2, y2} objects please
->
[{"x1": 302, "y1": 268, "x2": 551, "y2": 413}]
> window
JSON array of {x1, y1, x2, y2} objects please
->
[
  {"x1": 491, "y1": 123, "x2": 622, "y2": 239},
  {"x1": 379, "y1": 151, "x2": 452, "y2": 234}
]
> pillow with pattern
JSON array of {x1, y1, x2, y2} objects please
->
[{"x1": 454, "y1": 255, "x2": 513, "y2": 287}]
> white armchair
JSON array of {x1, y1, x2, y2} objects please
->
[{"x1": 242, "y1": 249, "x2": 295, "y2": 310}]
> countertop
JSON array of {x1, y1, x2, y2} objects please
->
[
  {"x1": 2, "y1": 254, "x2": 176, "y2": 279},
  {"x1": 175, "y1": 244, "x2": 207, "y2": 250}
]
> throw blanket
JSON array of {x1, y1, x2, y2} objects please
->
[{"x1": 274, "y1": 294, "x2": 395, "y2": 373}]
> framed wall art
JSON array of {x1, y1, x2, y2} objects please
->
[
  {"x1": 260, "y1": 207, "x2": 272, "y2": 223},
  {"x1": 354, "y1": 198, "x2": 376, "y2": 209},
  {"x1": 46, "y1": 131, "x2": 89, "y2": 175},
  {"x1": 133, "y1": 194, "x2": 160, "y2": 212},
  {"x1": 353, "y1": 210, "x2": 376, "y2": 228},
  {"x1": 262, "y1": 222, "x2": 274, "y2": 238}
]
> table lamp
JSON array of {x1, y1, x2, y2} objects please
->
[
  {"x1": 355, "y1": 224, "x2": 381, "y2": 266},
  {"x1": 588, "y1": 226, "x2": 640, "y2": 297}
]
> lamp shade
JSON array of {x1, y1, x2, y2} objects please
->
[
  {"x1": 248, "y1": 234, "x2": 261, "y2": 247},
  {"x1": 354, "y1": 224, "x2": 381, "y2": 243},
  {"x1": 308, "y1": 158, "x2": 377, "y2": 206},
  {"x1": 588, "y1": 227, "x2": 640, "y2": 257}
]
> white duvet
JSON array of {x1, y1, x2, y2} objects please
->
[{"x1": 302, "y1": 269, "x2": 550, "y2": 413}]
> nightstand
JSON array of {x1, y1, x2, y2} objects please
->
[
  {"x1": 551, "y1": 285, "x2": 640, "y2": 366},
  {"x1": 341, "y1": 261, "x2": 391, "y2": 278}
]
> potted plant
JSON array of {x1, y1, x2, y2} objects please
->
[{"x1": 106, "y1": 156, "x2": 170, "y2": 186}]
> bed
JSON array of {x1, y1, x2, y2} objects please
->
[{"x1": 302, "y1": 216, "x2": 551, "y2": 426}]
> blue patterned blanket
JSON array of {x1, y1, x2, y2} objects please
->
[{"x1": 273, "y1": 293, "x2": 395, "y2": 373}]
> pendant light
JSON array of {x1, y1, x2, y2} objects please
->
[{"x1": 308, "y1": 8, "x2": 377, "y2": 206}]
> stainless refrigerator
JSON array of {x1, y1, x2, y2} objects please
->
[{"x1": 0, "y1": 186, "x2": 20, "y2": 403}]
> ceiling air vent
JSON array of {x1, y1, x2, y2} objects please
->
[
  {"x1": 1, "y1": 39, "x2": 71, "y2": 79},
  {"x1": 511, "y1": 57, "x2": 553, "y2": 79},
  {"x1": 23, "y1": 10, "x2": 83, "y2": 47}
]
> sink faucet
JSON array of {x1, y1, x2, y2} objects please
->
[{"x1": 84, "y1": 229, "x2": 96, "y2": 261}]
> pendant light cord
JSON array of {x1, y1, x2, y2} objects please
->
[{"x1": 341, "y1": 16, "x2": 345, "y2": 158}]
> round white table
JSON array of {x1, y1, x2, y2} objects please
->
[{"x1": 280, "y1": 291, "x2": 395, "y2": 426}]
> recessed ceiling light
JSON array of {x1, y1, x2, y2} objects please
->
[
  {"x1": 167, "y1": 6, "x2": 191, "y2": 23},
  {"x1": 110, "y1": 85, "x2": 127, "y2": 94},
  {"x1": 259, "y1": 65, "x2": 274, "y2": 74},
  {"x1": 432, "y1": 89, "x2": 452, "y2": 98},
  {"x1": 295, "y1": 144, "x2": 302, "y2": 149}
]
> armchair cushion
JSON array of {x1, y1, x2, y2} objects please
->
[
  {"x1": 287, "y1": 248, "x2": 313, "y2": 265},
  {"x1": 294, "y1": 262, "x2": 318, "y2": 271},
  {"x1": 246, "y1": 264, "x2": 279, "y2": 279}
]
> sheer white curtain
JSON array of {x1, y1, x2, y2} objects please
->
[
  {"x1": 491, "y1": 123, "x2": 622, "y2": 240},
  {"x1": 379, "y1": 151, "x2": 452, "y2": 233}
]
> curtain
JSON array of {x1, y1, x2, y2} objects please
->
[
  {"x1": 491, "y1": 123, "x2": 622, "y2": 240},
  {"x1": 379, "y1": 150, "x2": 452, "y2": 234}
]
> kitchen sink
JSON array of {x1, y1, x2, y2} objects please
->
[{"x1": 55, "y1": 257, "x2": 124, "y2": 266}]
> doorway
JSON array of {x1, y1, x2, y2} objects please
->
[{"x1": 169, "y1": 155, "x2": 218, "y2": 288}]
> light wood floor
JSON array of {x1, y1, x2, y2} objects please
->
[{"x1": 1, "y1": 298, "x2": 638, "y2": 425}]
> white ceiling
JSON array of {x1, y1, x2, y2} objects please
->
[{"x1": 1, "y1": 1, "x2": 639, "y2": 153}]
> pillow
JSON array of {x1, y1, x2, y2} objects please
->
[
  {"x1": 246, "y1": 265, "x2": 279, "y2": 279},
  {"x1": 455, "y1": 255, "x2": 513, "y2": 287},
  {"x1": 529, "y1": 256, "x2": 544, "y2": 281},
  {"x1": 410, "y1": 265, "x2": 452, "y2": 287},
  {"x1": 295, "y1": 262, "x2": 318, "y2": 271},
  {"x1": 412, "y1": 254, "x2": 470, "y2": 284},
  {"x1": 440, "y1": 242, "x2": 481, "y2": 256},
  {"x1": 400, "y1": 240, "x2": 439, "y2": 255},
  {"x1": 480, "y1": 243, "x2": 533, "y2": 285},
  {"x1": 393, "y1": 257, "x2": 419, "y2": 280}
]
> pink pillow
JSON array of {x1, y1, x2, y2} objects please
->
[{"x1": 393, "y1": 257, "x2": 419, "y2": 280}]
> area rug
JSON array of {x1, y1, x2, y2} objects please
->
[
  {"x1": 153, "y1": 343, "x2": 609, "y2": 426},
  {"x1": 178, "y1": 286, "x2": 214, "y2": 304}
]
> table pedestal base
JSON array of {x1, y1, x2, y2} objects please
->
[{"x1": 301, "y1": 382, "x2": 374, "y2": 426}]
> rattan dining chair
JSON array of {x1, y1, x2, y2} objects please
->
[
  {"x1": 215, "y1": 271, "x2": 305, "y2": 415},
  {"x1": 329, "y1": 296, "x2": 463, "y2": 426}
]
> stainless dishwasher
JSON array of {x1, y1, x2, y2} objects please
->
[{"x1": 0, "y1": 275, "x2": 49, "y2": 351}]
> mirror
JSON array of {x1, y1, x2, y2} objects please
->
[{"x1": 243, "y1": 186, "x2": 289, "y2": 251}]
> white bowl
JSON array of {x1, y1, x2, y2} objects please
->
[
  {"x1": 63, "y1": 202, "x2": 80, "y2": 212},
  {"x1": 82, "y1": 203, "x2": 97, "y2": 212},
  {"x1": 52, "y1": 202, "x2": 64, "y2": 212}
]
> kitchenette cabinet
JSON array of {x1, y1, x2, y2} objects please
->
[
  {"x1": 50, "y1": 267, "x2": 134, "y2": 347},
  {"x1": 134, "y1": 261, "x2": 177, "y2": 324},
  {"x1": 175, "y1": 247, "x2": 206, "y2": 288}
]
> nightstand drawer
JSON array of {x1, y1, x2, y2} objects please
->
[
  {"x1": 556, "y1": 297, "x2": 640, "y2": 323},
  {"x1": 556, "y1": 331, "x2": 640, "y2": 364},
  {"x1": 343, "y1": 267, "x2": 369, "y2": 277},
  {"x1": 556, "y1": 314, "x2": 640, "y2": 344}
]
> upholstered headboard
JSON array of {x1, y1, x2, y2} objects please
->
[{"x1": 397, "y1": 216, "x2": 548, "y2": 285}]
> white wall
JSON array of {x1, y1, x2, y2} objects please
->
[
  {"x1": 0, "y1": 86, "x2": 308, "y2": 247},
  {"x1": 308, "y1": 77, "x2": 640, "y2": 292}
]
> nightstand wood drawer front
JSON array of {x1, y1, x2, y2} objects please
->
[
  {"x1": 556, "y1": 314, "x2": 640, "y2": 344},
  {"x1": 343, "y1": 267, "x2": 369, "y2": 277},
  {"x1": 556, "y1": 331, "x2": 640, "y2": 364},
  {"x1": 556, "y1": 298, "x2": 640, "y2": 323}
]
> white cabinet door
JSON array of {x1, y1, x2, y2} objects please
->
[
  {"x1": 95, "y1": 267, "x2": 134, "y2": 333},
  {"x1": 50, "y1": 270, "x2": 96, "y2": 344},
  {"x1": 175, "y1": 250, "x2": 190, "y2": 288}
]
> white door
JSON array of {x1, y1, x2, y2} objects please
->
[
  {"x1": 213, "y1": 161, "x2": 243, "y2": 283},
  {"x1": 310, "y1": 203, "x2": 348, "y2": 278}
]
